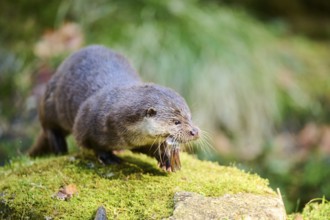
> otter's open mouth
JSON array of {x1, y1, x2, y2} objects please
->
[{"x1": 165, "y1": 135, "x2": 177, "y2": 145}]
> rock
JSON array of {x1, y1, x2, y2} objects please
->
[
  {"x1": 168, "y1": 191, "x2": 286, "y2": 220},
  {"x1": 94, "y1": 206, "x2": 108, "y2": 220}
]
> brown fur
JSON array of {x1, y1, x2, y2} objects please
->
[{"x1": 28, "y1": 45, "x2": 199, "y2": 167}]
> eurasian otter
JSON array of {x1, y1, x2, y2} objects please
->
[{"x1": 28, "y1": 45, "x2": 199, "y2": 171}]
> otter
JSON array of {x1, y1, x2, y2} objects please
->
[{"x1": 28, "y1": 45, "x2": 199, "y2": 171}]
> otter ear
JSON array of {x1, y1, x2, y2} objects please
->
[{"x1": 146, "y1": 107, "x2": 157, "y2": 117}]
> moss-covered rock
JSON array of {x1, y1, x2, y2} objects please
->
[
  {"x1": 0, "y1": 152, "x2": 277, "y2": 219},
  {"x1": 301, "y1": 198, "x2": 330, "y2": 219},
  {"x1": 288, "y1": 197, "x2": 330, "y2": 220}
]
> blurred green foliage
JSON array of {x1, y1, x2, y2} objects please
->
[
  {"x1": 0, "y1": 0, "x2": 329, "y2": 213},
  {"x1": 216, "y1": 0, "x2": 330, "y2": 39}
]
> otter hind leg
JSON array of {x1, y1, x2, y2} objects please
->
[
  {"x1": 28, "y1": 131, "x2": 51, "y2": 157},
  {"x1": 28, "y1": 129, "x2": 68, "y2": 157},
  {"x1": 47, "y1": 129, "x2": 68, "y2": 155}
]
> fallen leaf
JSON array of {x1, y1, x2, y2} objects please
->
[{"x1": 52, "y1": 183, "x2": 78, "y2": 201}]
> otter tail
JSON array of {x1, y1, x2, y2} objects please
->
[{"x1": 28, "y1": 130, "x2": 68, "y2": 157}]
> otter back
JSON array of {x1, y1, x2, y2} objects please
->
[{"x1": 54, "y1": 45, "x2": 141, "y2": 131}]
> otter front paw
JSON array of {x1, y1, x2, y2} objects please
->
[
  {"x1": 157, "y1": 147, "x2": 181, "y2": 172},
  {"x1": 157, "y1": 154, "x2": 172, "y2": 172},
  {"x1": 97, "y1": 151, "x2": 122, "y2": 165},
  {"x1": 170, "y1": 147, "x2": 181, "y2": 172}
]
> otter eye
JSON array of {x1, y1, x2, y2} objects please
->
[
  {"x1": 174, "y1": 120, "x2": 181, "y2": 125},
  {"x1": 146, "y1": 108, "x2": 157, "y2": 117}
]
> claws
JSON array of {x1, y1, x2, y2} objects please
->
[
  {"x1": 157, "y1": 143, "x2": 181, "y2": 172},
  {"x1": 97, "y1": 151, "x2": 122, "y2": 165},
  {"x1": 170, "y1": 147, "x2": 181, "y2": 172}
]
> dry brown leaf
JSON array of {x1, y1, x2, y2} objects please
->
[
  {"x1": 34, "y1": 22, "x2": 84, "y2": 59},
  {"x1": 52, "y1": 183, "x2": 78, "y2": 201}
]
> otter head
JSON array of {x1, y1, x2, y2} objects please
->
[
  {"x1": 122, "y1": 84, "x2": 200, "y2": 147},
  {"x1": 143, "y1": 105, "x2": 200, "y2": 145}
]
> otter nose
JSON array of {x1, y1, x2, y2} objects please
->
[{"x1": 189, "y1": 127, "x2": 199, "y2": 138}]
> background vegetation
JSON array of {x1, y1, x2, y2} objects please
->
[{"x1": 0, "y1": 0, "x2": 329, "y2": 214}]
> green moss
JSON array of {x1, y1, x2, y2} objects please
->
[
  {"x1": 0, "y1": 152, "x2": 274, "y2": 219},
  {"x1": 301, "y1": 198, "x2": 330, "y2": 220},
  {"x1": 288, "y1": 197, "x2": 330, "y2": 220}
]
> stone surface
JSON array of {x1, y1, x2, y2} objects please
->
[{"x1": 168, "y1": 191, "x2": 286, "y2": 220}]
